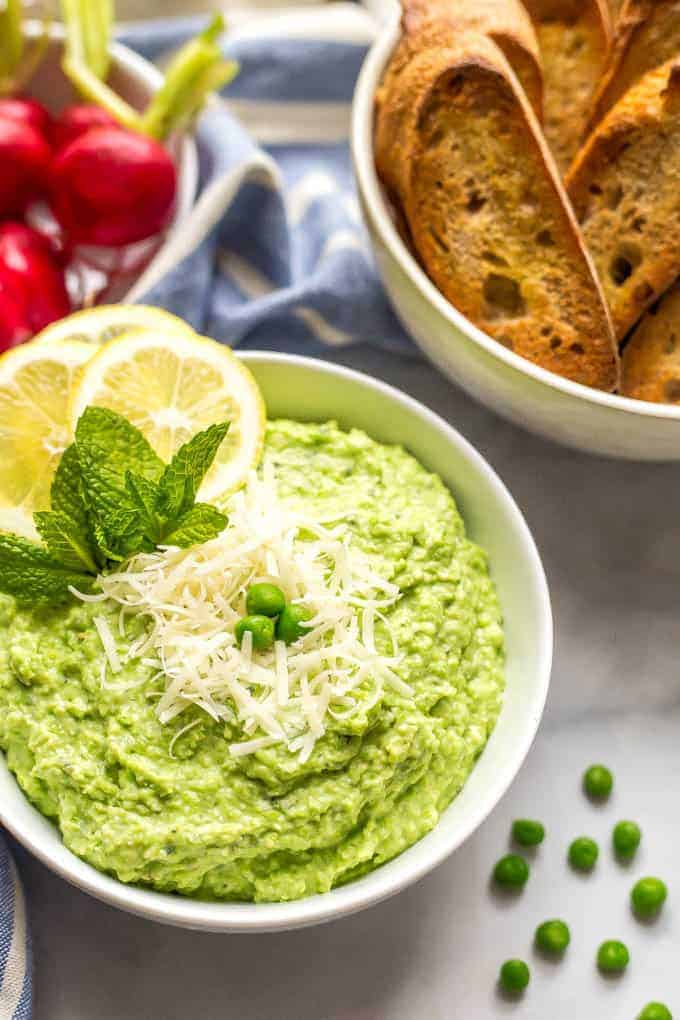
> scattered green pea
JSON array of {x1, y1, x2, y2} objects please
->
[
  {"x1": 245, "y1": 582, "x2": 286, "y2": 618},
  {"x1": 568, "y1": 836, "x2": 599, "y2": 872},
  {"x1": 597, "y1": 940, "x2": 630, "y2": 974},
  {"x1": 493, "y1": 854, "x2": 529, "y2": 890},
  {"x1": 499, "y1": 959, "x2": 530, "y2": 994},
  {"x1": 235, "y1": 614, "x2": 275, "y2": 652},
  {"x1": 583, "y1": 764, "x2": 614, "y2": 800},
  {"x1": 631, "y1": 877, "x2": 668, "y2": 919},
  {"x1": 534, "y1": 919, "x2": 571, "y2": 955},
  {"x1": 637, "y1": 1004, "x2": 673, "y2": 1020},
  {"x1": 276, "y1": 604, "x2": 312, "y2": 645},
  {"x1": 512, "y1": 819, "x2": 545, "y2": 847},
  {"x1": 613, "y1": 820, "x2": 641, "y2": 860}
]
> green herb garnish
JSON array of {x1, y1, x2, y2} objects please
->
[{"x1": 0, "y1": 407, "x2": 230, "y2": 605}]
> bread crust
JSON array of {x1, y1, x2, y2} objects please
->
[
  {"x1": 375, "y1": 30, "x2": 619, "y2": 390},
  {"x1": 567, "y1": 59, "x2": 680, "y2": 341},
  {"x1": 621, "y1": 281, "x2": 680, "y2": 401},
  {"x1": 401, "y1": 0, "x2": 543, "y2": 117},
  {"x1": 523, "y1": 0, "x2": 613, "y2": 173},
  {"x1": 586, "y1": 0, "x2": 680, "y2": 132}
]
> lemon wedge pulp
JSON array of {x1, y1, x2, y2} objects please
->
[
  {"x1": 0, "y1": 339, "x2": 94, "y2": 538},
  {"x1": 69, "y1": 329, "x2": 266, "y2": 502}
]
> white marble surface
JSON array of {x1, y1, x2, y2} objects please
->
[{"x1": 16, "y1": 345, "x2": 680, "y2": 1019}]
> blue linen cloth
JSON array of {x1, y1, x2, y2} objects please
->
[
  {"x1": 118, "y1": 4, "x2": 414, "y2": 355},
  {"x1": 0, "y1": 8, "x2": 415, "y2": 1014}
]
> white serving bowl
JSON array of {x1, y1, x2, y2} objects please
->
[
  {"x1": 351, "y1": 11, "x2": 680, "y2": 460},
  {"x1": 23, "y1": 21, "x2": 198, "y2": 302},
  {"x1": 0, "y1": 353, "x2": 552, "y2": 932}
]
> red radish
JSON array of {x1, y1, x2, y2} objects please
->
[
  {"x1": 0, "y1": 118, "x2": 51, "y2": 216},
  {"x1": 0, "y1": 223, "x2": 71, "y2": 349},
  {"x1": 52, "y1": 103, "x2": 117, "y2": 152},
  {"x1": 0, "y1": 98, "x2": 52, "y2": 138},
  {"x1": 50, "y1": 125, "x2": 177, "y2": 247},
  {"x1": 0, "y1": 265, "x2": 33, "y2": 350}
]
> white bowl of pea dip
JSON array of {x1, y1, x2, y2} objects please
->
[{"x1": 0, "y1": 353, "x2": 552, "y2": 931}]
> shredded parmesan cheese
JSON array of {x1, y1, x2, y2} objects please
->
[{"x1": 81, "y1": 466, "x2": 409, "y2": 759}]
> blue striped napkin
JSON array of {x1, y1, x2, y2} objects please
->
[
  {"x1": 118, "y1": 4, "x2": 414, "y2": 355},
  {"x1": 0, "y1": 842, "x2": 31, "y2": 1020},
  {"x1": 0, "y1": 8, "x2": 414, "y2": 1013}
]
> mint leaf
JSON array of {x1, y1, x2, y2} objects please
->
[
  {"x1": 75, "y1": 407, "x2": 164, "y2": 551},
  {"x1": 125, "y1": 471, "x2": 161, "y2": 544},
  {"x1": 0, "y1": 532, "x2": 94, "y2": 605},
  {"x1": 162, "y1": 503, "x2": 227, "y2": 548},
  {"x1": 35, "y1": 444, "x2": 101, "y2": 573},
  {"x1": 34, "y1": 511, "x2": 99, "y2": 574},
  {"x1": 156, "y1": 422, "x2": 229, "y2": 521},
  {"x1": 51, "y1": 445, "x2": 89, "y2": 538}
]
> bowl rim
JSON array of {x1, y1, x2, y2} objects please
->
[
  {"x1": 0, "y1": 352, "x2": 552, "y2": 932},
  {"x1": 350, "y1": 11, "x2": 680, "y2": 424}
]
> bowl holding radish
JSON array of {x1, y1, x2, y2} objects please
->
[{"x1": 0, "y1": 2, "x2": 235, "y2": 352}]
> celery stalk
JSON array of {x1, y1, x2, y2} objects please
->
[
  {"x1": 140, "y1": 14, "x2": 234, "y2": 140},
  {"x1": 61, "y1": 0, "x2": 112, "y2": 80},
  {"x1": 62, "y1": 55, "x2": 143, "y2": 132}
]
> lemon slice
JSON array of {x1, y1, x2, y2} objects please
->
[
  {"x1": 0, "y1": 339, "x2": 94, "y2": 538},
  {"x1": 69, "y1": 330, "x2": 266, "y2": 502},
  {"x1": 33, "y1": 304, "x2": 195, "y2": 346}
]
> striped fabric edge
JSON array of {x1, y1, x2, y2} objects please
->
[{"x1": 0, "y1": 843, "x2": 31, "y2": 1020}]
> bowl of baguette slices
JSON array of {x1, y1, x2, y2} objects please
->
[{"x1": 352, "y1": 0, "x2": 680, "y2": 460}]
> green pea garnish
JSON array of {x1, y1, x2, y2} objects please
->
[
  {"x1": 499, "y1": 959, "x2": 530, "y2": 994},
  {"x1": 512, "y1": 819, "x2": 545, "y2": 847},
  {"x1": 637, "y1": 1004, "x2": 673, "y2": 1020},
  {"x1": 276, "y1": 604, "x2": 312, "y2": 645},
  {"x1": 245, "y1": 582, "x2": 286, "y2": 618},
  {"x1": 583, "y1": 764, "x2": 613, "y2": 800},
  {"x1": 235, "y1": 614, "x2": 275, "y2": 652},
  {"x1": 568, "y1": 836, "x2": 599, "y2": 872},
  {"x1": 631, "y1": 877, "x2": 667, "y2": 919},
  {"x1": 493, "y1": 854, "x2": 529, "y2": 890},
  {"x1": 534, "y1": 919, "x2": 570, "y2": 955},
  {"x1": 597, "y1": 940, "x2": 630, "y2": 973},
  {"x1": 613, "y1": 820, "x2": 641, "y2": 860}
]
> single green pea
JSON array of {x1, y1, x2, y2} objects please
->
[
  {"x1": 276, "y1": 604, "x2": 312, "y2": 645},
  {"x1": 493, "y1": 854, "x2": 529, "y2": 889},
  {"x1": 597, "y1": 940, "x2": 630, "y2": 973},
  {"x1": 235, "y1": 614, "x2": 275, "y2": 652},
  {"x1": 613, "y1": 820, "x2": 641, "y2": 860},
  {"x1": 245, "y1": 582, "x2": 286, "y2": 618},
  {"x1": 631, "y1": 877, "x2": 668, "y2": 919},
  {"x1": 568, "y1": 836, "x2": 599, "y2": 872},
  {"x1": 535, "y1": 919, "x2": 571, "y2": 955},
  {"x1": 512, "y1": 819, "x2": 545, "y2": 847},
  {"x1": 583, "y1": 764, "x2": 614, "y2": 800},
  {"x1": 499, "y1": 959, "x2": 530, "y2": 994},
  {"x1": 637, "y1": 1004, "x2": 673, "y2": 1020}
]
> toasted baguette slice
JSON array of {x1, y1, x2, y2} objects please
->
[
  {"x1": 401, "y1": 0, "x2": 543, "y2": 117},
  {"x1": 523, "y1": 0, "x2": 613, "y2": 173},
  {"x1": 586, "y1": 0, "x2": 680, "y2": 131},
  {"x1": 567, "y1": 59, "x2": 680, "y2": 342},
  {"x1": 621, "y1": 282, "x2": 680, "y2": 402},
  {"x1": 375, "y1": 32, "x2": 619, "y2": 390}
]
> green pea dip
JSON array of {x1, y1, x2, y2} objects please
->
[{"x1": 0, "y1": 421, "x2": 505, "y2": 902}]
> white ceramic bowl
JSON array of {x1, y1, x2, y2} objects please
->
[
  {"x1": 23, "y1": 21, "x2": 198, "y2": 302},
  {"x1": 0, "y1": 354, "x2": 551, "y2": 931},
  {"x1": 351, "y1": 12, "x2": 680, "y2": 460}
]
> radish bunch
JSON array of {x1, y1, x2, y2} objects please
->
[{"x1": 0, "y1": 1, "x2": 235, "y2": 352}]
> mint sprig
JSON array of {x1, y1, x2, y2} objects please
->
[{"x1": 0, "y1": 407, "x2": 230, "y2": 605}]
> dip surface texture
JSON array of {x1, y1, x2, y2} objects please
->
[{"x1": 0, "y1": 421, "x2": 504, "y2": 902}]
